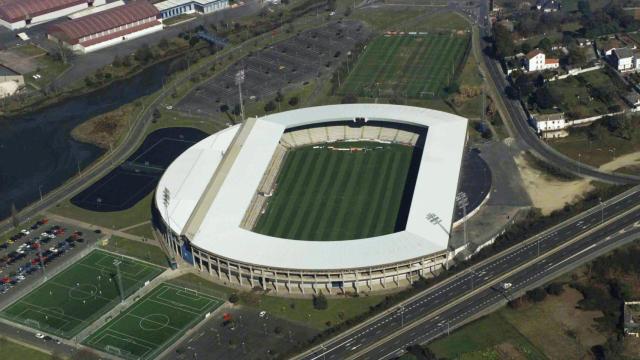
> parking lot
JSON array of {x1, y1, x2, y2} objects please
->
[
  {"x1": 0, "y1": 218, "x2": 103, "y2": 308},
  {"x1": 177, "y1": 20, "x2": 371, "y2": 117},
  {"x1": 163, "y1": 305, "x2": 318, "y2": 360}
]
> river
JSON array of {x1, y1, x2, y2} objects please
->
[{"x1": 0, "y1": 60, "x2": 174, "y2": 220}]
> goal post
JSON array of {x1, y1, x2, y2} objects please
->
[{"x1": 24, "y1": 318, "x2": 40, "y2": 329}]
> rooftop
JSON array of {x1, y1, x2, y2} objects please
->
[
  {"x1": 614, "y1": 47, "x2": 634, "y2": 59},
  {"x1": 156, "y1": 104, "x2": 468, "y2": 270},
  {"x1": 526, "y1": 49, "x2": 544, "y2": 59},
  {"x1": 0, "y1": 0, "x2": 87, "y2": 23},
  {"x1": 48, "y1": 1, "x2": 159, "y2": 44}
]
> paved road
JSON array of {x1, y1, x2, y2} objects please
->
[{"x1": 295, "y1": 185, "x2": 640, "y2": 360}]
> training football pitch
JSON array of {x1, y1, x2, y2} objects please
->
[
  {"x1": 0, "y1": 250, "x2": 164, "y2": 338},
  {"x1": 254, "y1": 141, "x2": 418, "y2": 240},
  {"x1": 340, "y1": 33, "x2": 469, "y2": 98},
  {"x1": 83, "y1": 283, "x2": 223, "y2": 360}
]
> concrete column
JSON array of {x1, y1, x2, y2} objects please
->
[
  {"x1": 382, "y1": 268, "x2": 386, "y2": 288},
  {"x1": 313, "y1": 274, "x2": 318, "y2": 294},
  {"x1": 261, "y1": 269, "x2": 266, "y2": 291},
  {"x1": 226, "y1": 260, "x2": 231, "y2": 283},
  {"x1": 217, "y1": 259, "x2": 221, "y2": 279},
  {"x1": 239, "y1": 264, "x2": 243, "y2": 286},
  {"x1": 250, "y1": 266, "x2": 254, "y2": 288},
  {"x1": 300, "y1": 271, "x2": 305, "y2": 294},
  {"x1": 341, "y1": 271, "x2": 345, "y2": 295},
  {"x1": 354, "y1": 271, "x2": 359, "y2": 294},
  {"x1": 286, "y1": 271, "x2": 291, "y2": 293},
  {"x1": 394, "y1": 265, "x2": 399, "y2": 287},
  {"x1": 368, "y1": 268, "x2": 372, "y2": 290}
]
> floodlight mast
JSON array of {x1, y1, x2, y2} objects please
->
[
  {"x1": 113, "y1": 259, "x2": 124, "y2": 304},
  {"x1": 456, "y1": 192, "x2": 469, "y2": 251},
  {"x1": 162, "y1": 188, "x2": 176, "y2": 261},
  {"x1": 235, "y1": 69, "x2": 245, "y2": 122}
]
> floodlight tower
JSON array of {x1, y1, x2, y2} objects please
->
[
  {"x1": 162, "y1": 187, "x2": 177, "y2": 260},
  {"x1": 235, "y1": 69, "x2": 245, "y2": 122},
  {"x1": 113, "y1": 259, "x2": 124, "y2": 304},
  {"x1": 456, "y1": 192, "x2": 469, "y2": 251}
]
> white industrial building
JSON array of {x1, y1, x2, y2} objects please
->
[
  {"x1": 154, "y1": 0, "x2": 228, "y2": 20},
  {"x1": 0, "y1": 0, "x2": 106, "y2": 30},
  {"x1": 155, "y1": 104, "x2": 469, "y2": 295}
]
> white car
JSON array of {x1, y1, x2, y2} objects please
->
[
  {"x1": 20, "y1": 229, "x2": 30, "y2": 235},
  {"x1": 35, "y1": 333, "x2": 45, "y2": 339},
  {"x1": 259, "y1": 311, "x2": 267, "y2": 318}
]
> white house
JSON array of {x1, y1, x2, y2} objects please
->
[
  {"x1": 612, "y1": 47, "x2": 635, "y2": 71},
  {"x1": 533, "y1": 113, "x2": 568, "y2": 138},
  {"x1": 525, "y1": 49, "x2": 559, "y2": 72}
]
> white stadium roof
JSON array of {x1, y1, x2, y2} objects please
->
[{"x1": 156, "y1": 104, "x2": 468, "y2": 270}]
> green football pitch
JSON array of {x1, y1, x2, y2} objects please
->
[
  {"x1": 340, "y1": 33, "x2": 469, "y2": 98},
  {"x1": 83, "y1": 283, "x2": 223, "y2": 360},
  {"x1": 0, "y1": 250, "x2": 164, "y2": 338},
  {"x1": 253, "y1": 141, "x2": 418, "y2": 240}
]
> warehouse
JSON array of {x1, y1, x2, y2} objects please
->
[
  {"x1": 154, "y1": 0, "x2": 228, "y2": 20},
  {"x1": 47, "y1": 0, "x2": 163, "y2": 54},
  {"x1": 0, "y1": 0, "x2": 106, "y2": 30}
]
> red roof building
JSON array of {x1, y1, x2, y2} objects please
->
[
  {"x1": 48, "y1": 0, "x2": 162, "y2": 53},
  {"x1": 0, "y1": 0, "x2": 106, "y2": 29}
]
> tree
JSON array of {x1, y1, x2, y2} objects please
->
[
  {"x1": 526, "y1": 287, "x2": 547, "y2": 302},
  {"x1": 537, "y1": 37, "x2": 552, "y2": 53},
  {"x1": 152, "y1": 108, "x2": 161, "y2": 120},
  {"x1": 264, "y1": 100, "x2": 276, "y2": 112},
  {"x1": 112, "y1": 55, "x2": 122, "y2": 67},
  {"x1": 228, "y1": 293, "x2": 239, "y2": 304},
  {"x1": 493, "y1": 24, "x2": 515, "y2": 58},
  {"x1": 534, "y1": 87, "x2": 554, "y2": 109},
  {"x1": 220, "y1": 104, "x2": 229, "y2": 113},
  {"x1": 288, "y1": 96, "x2": 299, "y2": 106},
  {"x1": 545, "y1": 282, "x2": 564, "y2": 296},
  {"x1": 134, "y1": 44, "x2": 153, "y2": 63},
  {"x1": 313, "y1": 291, "x2": 328, "y2": 310},
  {"x1": 159, "y1": 38, "x2": 170, "y2": 50},
  {"x1": 275, "y1": 90, "x2": 284, "y2": 103},
  {"x1": 10, "y1": 203, "x2": 18, "y2": 229},
  {"x1": 406, "y1": 344, "x2": 437, "y2": 360}
]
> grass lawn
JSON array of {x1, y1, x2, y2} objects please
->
[
  {"x1": 0, "y1": 337, "x2": 56, "y2": 360},
  {"x1": 51, "y1": 192, "x2": 153, "y2": 231},
  {"x1": 543, "y1": 69, "x2": 627, "y2": 119},
  {"x1": 254, "y1": 141, "x2": 417, "y2": 240},
  {"x1": 548, "y1": 124, "x2": 640, "y2": 167},
  {"x1": 101, "y1": 236, "x2": 168, "y2": 268},
  {"x1": 0, "y1": 250, "x2": 163, "y2": 338},
  {"x1": 429, "y1": 312, "x2": 546, "y2": 359},
  {"x1": 168, "y1": 273, "x2": 386, "y2": 330},
  {"x1": 124, "y1": 223, "x2": 156, "y2": 240},
  {"x1": 339, "y1": 33, "x2": 469, "y2": 99},
  {"x1": 83, "y1": 282, "x2": 223, "y2": 360},
  {"x1": 25, "y1": 55, "x2": 70, "y2": 89},
  {"x1": 10, "y1": 44, "x2": 47, "y2": 57}
]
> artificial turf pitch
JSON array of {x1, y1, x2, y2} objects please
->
[
  {"x1": 340, "y1": 33, "x2": 469, "y2": 98},
  {"x1": 254, "y1": 141, "x2": 417, "y2": 241},
  {"x1": 83, "y1": 283, "x2": 223, "y2": 360},
  {"x1": 0, "y1": 250, "x2": 164, "y2": 338}
]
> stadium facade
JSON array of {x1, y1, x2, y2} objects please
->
[{"x1": 155, "y1": 104, "x2": 468, "y2": 294}]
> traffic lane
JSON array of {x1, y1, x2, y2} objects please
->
[
  {"x1": 0, "y1": 321, "x2": 76, "y2": 357},
  {"x1": 369, "y1": 214, "x2": 640, "y2": 360},
  {"x1": 341, "y1": 210, "x2": 640, "y2": 360},
  {"x1": 301, "y1": 191, "x2": 640, "y2": 359}
]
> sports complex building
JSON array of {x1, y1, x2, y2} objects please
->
[
  {"x1": 0, "y1": 0, "x2": 106, "y2": 30},
  {"x1": 155, "y1": 104, "x2": 469, "y2": 294}
]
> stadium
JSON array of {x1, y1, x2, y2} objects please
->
[{"x1": 155, "y1": 104, "x2": 469, "y2": 294}]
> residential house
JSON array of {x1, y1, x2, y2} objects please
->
[
  {"x1": 535, "y1": 0, "x2": 560, "y2": 12},
  {"x1": 612, "y1": 47, "x2": 634, "y2": 71},
  {"x1": 576, "y1": 38, "x2": 592, "y2": 47},
  {"x1": 525, "y1": 49, "x2": 559, "y2": 72},
  {"x1": 624, "y1": 92, "x2": 640, "y2": 111},
  {"x1": 532, "y1": 113, "x2": 567, "y2": 138},
  {"x1": 624, "y1": 301, "x2": 640, "y2": 337}
]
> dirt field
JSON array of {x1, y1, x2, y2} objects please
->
[
  {"x1": 599, "y1": 151, "x2": 640, "y2": 174},
  {"x1": 502, "y1": 286, "x2": 606, "y2": 360},
  {"x1": 71, "y1": 104, "x2": 136, "y2": 149},
  {"x1": 514, "y1": 153, "x2": 594, "y2": 215}
]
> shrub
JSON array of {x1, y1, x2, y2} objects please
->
[
  {"x1": 545, "y1": 282, "x2": 564, "y2": 296},
  {"x1": 228, "y1": 293, "x2": 239, "y2": 304},
  {"x1": 313, "y1": 291, "x2": 328, "y2": 310},
  {"x1": 526, "y1": 287, "x2": 547, "y2": 303}
]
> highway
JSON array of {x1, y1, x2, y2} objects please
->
[{"x1": 295, "y1": 186, "x2": 640, "y2": 360}]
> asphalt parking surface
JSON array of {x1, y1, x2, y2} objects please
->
[
  {"x1": 164, "y1": 305, "x2": 318, "y2": 360},
  {"x1": 0, "y1": 220, "x2": 103, "y2": 310},
  {"x1": 177, "y1": 20, "x2": 371, "y2": 116}
]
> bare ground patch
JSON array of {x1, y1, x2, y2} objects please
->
[
  {"x1": 514, "y1": 153, "x2": 594, "y2": 215},
  {"x1": 502, "y1": 286, "x2": 606, "y2": 360},
  {"x1": 599, "y1": 151, "x2": 640, "y2": 175}
]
